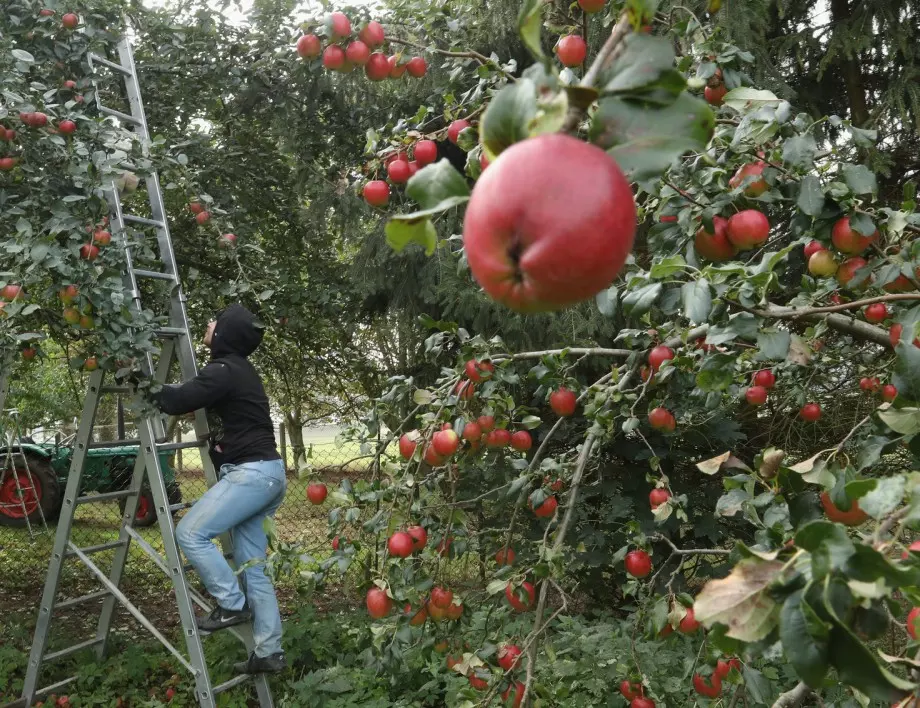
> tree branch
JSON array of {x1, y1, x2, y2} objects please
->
[
  {"x1": 772, "y1": 681, "x2": 811, "y2": 708},
  {"x1": 731, "y1": 301, "x2": 892, "y2": 347}
]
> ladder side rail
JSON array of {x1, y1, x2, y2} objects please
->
[{"x1": 19, "y1": 371, "x2": 106, "y2": 704}]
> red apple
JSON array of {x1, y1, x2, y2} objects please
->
[
  {"x1": 414, "y1": 140, "x2": 438, "y2": 166},
  {"x1": 463, "y1": 133, "x2": 635, "y2": 312},
  {"x1": 803, "y1": 240, "x2": 826, "y2": 260},
  {"x1": 498, "y1": 644, "x2": 523, "y2": 671},
  {"x1": 62, "y1": 307, "x2": 81, "y2": 324},
  {"x1": 189, "y1": 201, "x2": 204, "y2": 214},
  {"x1": 365, "y1": 53, "x2": 390, "y2": 80},
  {"x1": 908, "y1": 607, "x2": 920, "y2": 640},
  {"x1": 625, "y1": 549, "x2": 652, "y2": 578},
  {"x1": 345, "y1": 40, "x2": 370, "y2": 65},
  {"x1": 432, "y1": 429, "x2": 460, "y2": 457},
  {"x1": 831, "y1": 216, "x2": 877, "y2": 255},
  {"x1": 58, "y1": 119, "x2": 76, "y2": 135},
  {"x1": 79, "y1": 244, "x2": 99, "y2": 260},
  {"x1": 882, "y1": 384, "x2": 898, "y2": 402},
  {"x1": 859, "y1": 377, "x2": 880, "y2": 392},
  {"x1": 704, "y1": 84, "x2": 727, "y2": 106},
  {"x1": 532, "y1": 495, "x2": 558, "y2": 518},
  {"x1": 864, "y1": 303, "x2": 888, "y2": 323},
  {"x1": 195, "y1": 211, "x2": 210, "y2": 225},
  {"x1": 556, "y1": 35, "x2": 587, "y2": 67},
  {"x1": 219, "y1": 233, "x2": 237, "y2": 247},
  {"x1": 328, "y1": 11, "x2": 351, "y2": 38},
  {"x1": 726, "y1": 209, "x2": 769, "y2": 250},
  {"x1": 1, "y1": 284, "x2": 23, "y2": 301},
  {"x1": 549, "y1": 387, "x2": 577, "y2": 416},
  {"x1": 430, "y1": 586, "x2": 453, "y2": 609},
  {"x1": 464, "y1": 359, "x2": 495, "y2": 382},
  {"x1": 388, "y1": 159, "x2": 411, "y2": 184},
  {"x1": 495, "y1": 546, "x2": 515, "y2": 566},
  {"x1": 745, "y1": 385, "x2": 767, "y2": 406},
  {"x1": 323, "y1": 45, "x2": 345, "y2": 70},
  {"x1": 510, "y1": 430, "x2": 532, "y2": 451},
  {"x1": 363, "y1": 180, "x2": 390, "y2": 206},
  {"x1": 648, "y1": 345, "x2": 675, "y2": 372},
  {"x1": 836, "y1": 257, "x2": 870, "y2": 289},
  {"x1": 407, "y1": 525, "x2": 427, "y2": 551},
  {"x1": 406, "y1": 57, "x2": 427, "y2": 78},
  {"x1": 0, "y1": 157, "x2": 15, "y2": 171},
  {"x1": 359, "y1": 21, "x2": 385, "y2": 47},
  {"x1": 366, "y1": 587, "x2": 392, "y2": 618},
  {"x1": 577, "y1": 0, "x2": 607, "y2": 11},
  {"x1": 729, "y1": 161, "x2": 768, "y2": 197},
  {"x1": 447, "y1": 119, "x2": 471, "y2": 145},
  {"x1": 649, "y1": 488, "x2": 671, "y2": 509},
  {"x1": 799, "y1": 403, "x2": 821, "y2": 422},
  {"x1": 306, "y1": 482, "x2": 328, "y2": 504},
  {"x1": 462, "y1": 422, "x2": 482, "y2": 441},
  {"x1": 505, "y1": 581, "x2": 536, "y2": 611},
  {"x1": 388, "y1": 56, "x2": 407, "y2": 78},
  {"x1": 92, "y1": 229, "x2": 111, "y2": 246},
  {"x1": 679, "y1": 607, "x2": 700, "y2": 633},
  {"x1": 694, "y1": 216, "x2": 734, "y2": 261},
  {"x1": 753, "y1": 369, "x2": 775, "y2": 388},
  {"x1": 485, "y1": 428, "x2": 511, "y2": 448},
  {"x1": 889, "y1": 324, "x2": 920, "y2": 348},
  {"x1": 477, "y1": 415, "x2": 495, "y2": 432},
  {"x1": 296, "y1": 34, "x2": 321, "y2": 58},
  {"x1": 59, "y1": 285, "x2": 78, "y2": 304},
  {"x1": 84, "y1": 356, "x2": 98, "y2": 371},
  {"x1": 648, "y1": 407, "x2": 675, "y2": 432},
  {"x1": 387, "y1": 531, "x2": 414, "y2": 558},
  {"x1": 399, "y1": 431, "x2": 419, "y2": 459},
  {"x1": 62, "y1": 12, "x2": 79, "y2": 28}
]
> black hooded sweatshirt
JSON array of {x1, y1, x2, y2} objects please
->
[{"x1": 152, "y1": 304, "x2": 280, "y2": 468}]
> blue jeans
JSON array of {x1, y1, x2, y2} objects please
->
[{"x1": 176, "y1": 459, "x2": 287, "y2": 657}]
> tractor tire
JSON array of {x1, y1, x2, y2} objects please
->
[
  {"x1": 0, "y1": 452, "x2": 62, "y2": 527},
  {"x1": 119, "y1": 486, "x2": 158, "y2": 527}
]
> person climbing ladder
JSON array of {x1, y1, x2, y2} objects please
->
[{"x1": 151, "y1": 303, "x2": 287, "y2": 675}]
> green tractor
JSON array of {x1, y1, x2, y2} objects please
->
[{"x1": 0, "y1": 434, "x2": 181, "y2": 528}]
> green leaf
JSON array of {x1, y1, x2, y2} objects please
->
[
  {"x1": 797, "y1": 175, "x2": 825, "y2": 217},
  {"x1": 858, "y1": 476, "x2": 906, "y2": 520},
  {"x1": 517, "y1": 0, "x2": 544, "y2": 59},
  {"x1": 486, "y1": 579, "x2": 509, "y2": 595},
  {"x1": 715, "y1": 489, "x2": 750, "y2": 517},
  {"x1": 407, "y1": 159, "x2": 471, "y2": 210},
  {"x1": 681, "y1": 278, "x2": 712, "y2": 324},
  {"x1": 741, "y1": 666, "x2": 774, "y2": 705},
  {"x1": 780, "y1": 589, "x2": 829, "y2": 688},
  {"x1": 649, "y1": 254, "x2": 686, "y2": 278},
  {"x1": 590, "y1": 93, "x2": 715, "y2": 181},
  {"x1": 782, "y1": 134, "x2": 818, "y2": 168},
  {"x1": 842, "y1": 164, "x2": 877, "y2": 195},
  {"x1": 848, "y1": 211, "x2": 876, "y2": 237},
  {"x1": 757, "y1": 329, "x2": 791, "y2": 360},
  {"x1": 595, "y1": 286, "x2": 618, "y2": 316},
  {"x1": 693, "y1": 556, "x2": 785, "y2": 641},
  {"x1": 601, "y1": 35, "x2": 685, "y2": 98},
  {"x1": 845, "y1": 544, "x2": 920, "y2": 588},
  {"x1": 721, "y1": 87, "x2": 782, "y2": 113},
  {"x1": 385, "y1": 218, "x2": 438, "y2": 256},
  {"x1": 621, "y1": 282, "x2": 662, "y2": 318},
  {"x1": 480, "y1": 80, "x2": 537, "y2": 160},
  {"x1": 823, "y1": 579, "x2": 915, "y2": 702},
  {"x1": 879, "y1": 407, "x2": 920, "y2": 435},
  {"x1": 794, "y1": 521, "x2": 855, "y2": 579},
  {"x1": 11, "y1": 49, "x2": 35, "y2": 63},
  {"x1": 893, "y1": 342, "x2": 920, "y2": 401},
  {"x1": 520, "y1": 415, "x2": 541, "y2": 430}
]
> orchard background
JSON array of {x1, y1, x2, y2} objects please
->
[{"x1": 2, "y1": 0, "x2": 920, "y2": 705}]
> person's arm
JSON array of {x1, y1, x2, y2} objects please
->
[{"x1": 151, "y1": 362, "x2": 232, "y2": 415}]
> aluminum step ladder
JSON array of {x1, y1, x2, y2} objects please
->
[{"x1": 9, "y1": 32, "x2": 274, "y2": 708}]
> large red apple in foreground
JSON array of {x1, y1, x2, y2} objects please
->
[{"x1": 463, "y1": 134, "x2": 636, "y2": 312}]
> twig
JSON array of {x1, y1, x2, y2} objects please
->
[
  {"x1": 729, "y1": 300, "x2": 890, "y2": 348},
  {"x1": 653, "y1": 534, "x2": 732, "y2": 556},
  {"x1": 491, "y1": 347, "x2": 632, "y2": 361},
  {"x1": 742, "y1": 293, "x2": 920, "y2": 318},
  {"x1": 772, "y1": 681, "x2": 811, "y2": 708}
]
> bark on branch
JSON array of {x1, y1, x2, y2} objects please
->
[{"x1": 772, "y1": 681, "x2": 811, "y2": 708}]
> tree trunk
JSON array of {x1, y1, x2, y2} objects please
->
[
  {"x1": 829, "y1": 0, "x2": 870, "y2": 127},
  {"x1": 284, "y1": 409, "x2": 306, "y2": 467}
]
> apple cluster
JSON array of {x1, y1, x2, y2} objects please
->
[{"x1": 295, "y1": 13, "x2": 426, "y2": 83}]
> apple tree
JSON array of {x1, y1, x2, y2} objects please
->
[{"x1": 272, "y1": 0, "x2": 920, "y2": 705}]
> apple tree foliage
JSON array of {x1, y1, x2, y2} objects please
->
[{"x1": 276, "y1": 0, "x2": 920, "y2": 706}]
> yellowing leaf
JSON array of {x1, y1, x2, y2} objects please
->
[{"x1": 693, "y1": 557, "x2": 785, "y2": 641}]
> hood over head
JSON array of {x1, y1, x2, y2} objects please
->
[{"x1": 210, "y1": 303, "x2": 265, "y2": 358}]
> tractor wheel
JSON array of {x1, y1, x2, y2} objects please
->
[
  {"x1": 119, "y1": 487, "x2": 158, "y2": 527},
  {"x1": 0, "y1": 452, "x2": 61, "y2": 527}
]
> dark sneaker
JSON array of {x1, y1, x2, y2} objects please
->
[
  {"x1": 196, "y1": 604, "x2": 251, "y2": 634},
  {"x1": 234, "y1": 652, "x2": 286, "y2": 675}
]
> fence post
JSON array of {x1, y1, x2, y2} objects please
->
[
  {"x1": 280, "y1": 424, "x2": 287, "y2": 471},
  {"x1": 176, "y1": 426, "x2": 183, "y2": 473}
]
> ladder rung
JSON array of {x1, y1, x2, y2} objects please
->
[
  {"x1": 88, "y1": 52, "x2": 132, "y2": 75},
  {"x1": 76, "y1": 489, "x2": 134, "y2": 504},
  {"x1": 65, "y1": 540, "x2": 127, "y2": 556},
  {"x1": 87, "y1": 438, "x2": 141, "y2": 449},
  {"x1": 213, "y1": 674, "x2": 253, "y2": 694},
  {"x1": 132, "y1": 268, "x2": 177, "y2": 282},
  {"x1": 101, "y1": 385, "x2": 132, "y2": 394},
  {"x1": 155, "y1": 327, "x2": 187, "y2": 338},
  {"x1": 157, "y1": 440, "x2": 203, "y2": 452},
  {"x1": 9, "y1": 675, "x2": 80, "y2": 708},
  {"x1": 55, "y1": 589, "x2": 112, "y2": 610},
  {"x1": 170, "y1": 499, "x2": 197, "y2": 512},
  {"x1": 44, "y1": 637, "x2": 103, "y2": 663},
  {"x1": 99, "y1": 105, "x2": 142, "y2": 125},
  {"x1": 123, "y1": 214, "x2": 166, "y2": 228}
]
